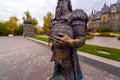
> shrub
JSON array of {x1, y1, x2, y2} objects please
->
[
  {"x1": 16, "y1": 24, "x2": 23, "y2": 35},
  {"x1": 118, "y1": 36, "x2": 120, "y2": 40},
  {"x1": 99, "y1": 32, "x2": 111, "y2": 36},
  {"x1": 0, "y1": 22, "x2": 9, "y2": 36},
  {"x1": 97, "y1": 27, "x2": 113, "y2": 32},
  {"x1": 86, "y1": 35, "x2": 93, "y2": 40}
]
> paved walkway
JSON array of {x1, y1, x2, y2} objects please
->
[
  {"x1": 86, "y1": 36, "x2": 120, "y2": 49},
  {"x1": 39, "y1": 35, "x2": 120, "y2": 49},
  {"x1": 0, "y1": 36, "x2": 119, "y2": 80}
]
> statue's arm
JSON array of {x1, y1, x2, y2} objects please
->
[
  {"x1": 53, "y1": 33, "x2": 85, "y2": 48},
  {"x1": 71, "y1": 36, "x2": 85, "y2": 48},
  {"x1": 72, "y1": 36, "x2": 85, "y2": 43},
  {"x1": 71, "y1": 25, "x2": 86, "y2": 48}
]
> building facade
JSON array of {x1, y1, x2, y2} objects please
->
[{"x1": 88, "y1": 0, "x2": 120, "y2": 32}]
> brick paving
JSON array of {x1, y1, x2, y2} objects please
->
[{"x1": 0, "y1": 36, "x2": 119, "y2": 80}]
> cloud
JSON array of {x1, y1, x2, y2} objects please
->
[{"x1": 0, "y1": 0, "x2": 118, "y2": 26}]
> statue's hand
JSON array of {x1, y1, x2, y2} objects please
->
[{"x1": 54, "y1": 33, "x2": 74, "y2": 46}]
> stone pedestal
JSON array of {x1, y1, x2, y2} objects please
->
[{"x1": 23, "y1": 21, "x2": 35, "y2": 37}]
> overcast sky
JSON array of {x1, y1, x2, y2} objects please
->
[{"x1": 0, "y1": 0, "x2": 117, "y2": 26}]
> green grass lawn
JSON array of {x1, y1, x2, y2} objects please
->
[
  {"x1": 78, "y1": 44, "x2": 120, "y2": 62},
  {"x1": 30, "y1": 36, "x2": 49, "y2": 42},
  {"x1": 85, "y1": 35, "x2": 93, "y2": 40},
  {"x1": 29, "y1": 36, "x2": 120, "y2": 62}
]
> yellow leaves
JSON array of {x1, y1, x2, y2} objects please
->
[
  {"x1": 42, "y1": 12, "x2": 53, "y2": 34},
  {"x1": 23, "y1": 11, "x2": 38, "y2": 26},
  {"x1": 5, "y1": 16, "x2": 19, "y2": 34}
]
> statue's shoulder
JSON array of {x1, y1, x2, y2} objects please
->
[
  {"x1": 70, "y1": 9, "x2": 88, "y2": 21},
  {"x1": 70, "y1": 9, "x2": 88, "y2": 36}
]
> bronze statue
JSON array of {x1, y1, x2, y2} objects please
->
[{"x1": 48, "y1": 0, "x2": 88, "y2": 80}]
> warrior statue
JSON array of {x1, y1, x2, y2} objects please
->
[{"x1": 48, "y1": 0, "x2": 88, "y2": 80}]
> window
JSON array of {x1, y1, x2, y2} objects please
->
[
  {"x1": 112, "y1": 16, "x2": 115, "y2": 20},
  {"x1": 103, "y1": 17, "x2": 106, "y2": 22},
  {"x1": 119, "y1": 16, "x2": 120, "y2": 20},
  {"x1": 109, "y1": 17, "x2": 112, "y2": 20},
  {"x1": 111, "y1": 6, "x2": 117, "y2": 13}
]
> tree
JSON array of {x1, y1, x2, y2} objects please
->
[
  {"x1": 32, "y1": 18, "x2": 38, "y2": 26},
  {"x1": 23, "y1": 11, "x2": 38, "y2": 26},
  {"x1": 0, "y1": 21, "x2": 8, "y2": 36},
  {"x1": 34, "y1": 27, "x2": 43, "y2": 35},
  {"x1": 23, "y1": 11, "x2": 32, "y2": 21},
  {"x1": 5, "y1": 16, "x2": 19, "y2": 35},
  {"x1": 42, "y1": 12, "x2": 53, "y2": 34},
  {"x1": 0, "y1": 16, "x2": 24, "y2": 36},
  {"x1": 16, "y1": 24, "x2": 23, "y2": 35}
]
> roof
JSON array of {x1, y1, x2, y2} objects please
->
[
  {"x1": 90, "y1": 1, "x2": 120, "y2": 20},
  {"x1": 110, "y1": 3, "x2": 117, "y2": 9}
]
